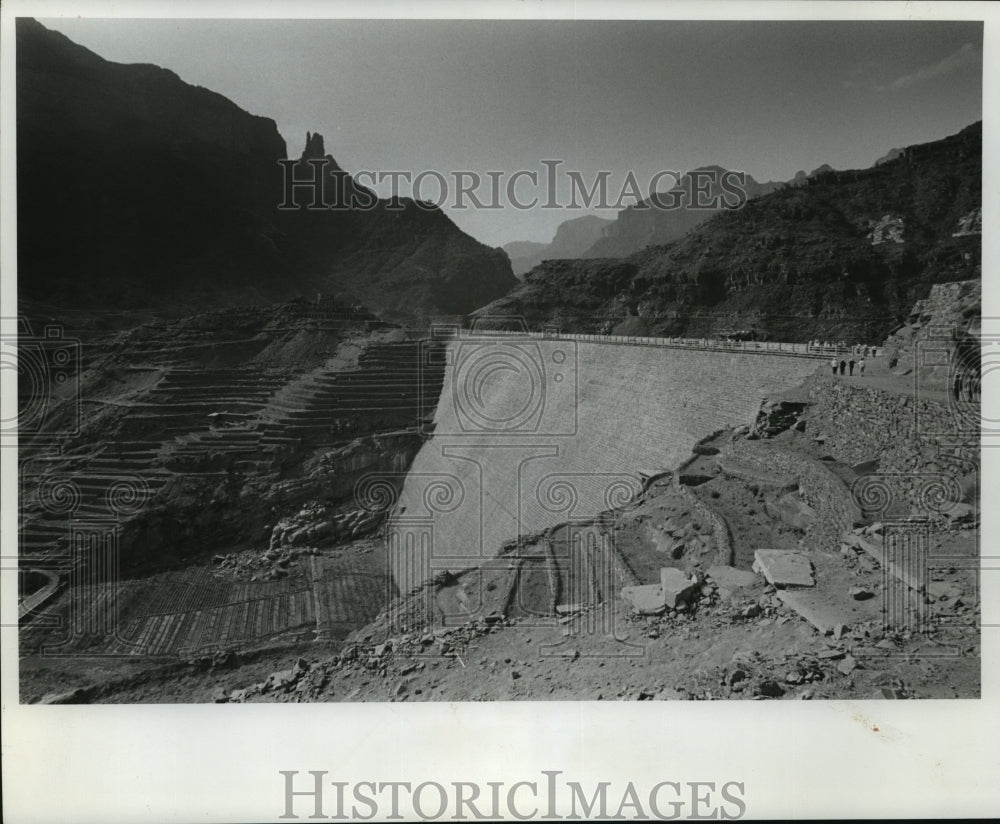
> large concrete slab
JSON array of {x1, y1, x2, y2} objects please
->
[
  {"x1": 776, "y1": 590, "x2": 853, "y2": 636},
  {"x1": 753, "y1": 549, "x2": 815, "y2": 588}
]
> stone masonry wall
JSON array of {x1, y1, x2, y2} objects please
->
[{"x1": 803, "y1": 377, "x2": 977, "y2": 519}]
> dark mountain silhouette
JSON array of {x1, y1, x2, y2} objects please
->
[
  {"x1": 475, "y1": 123, "x2": 981, "y2": 343},
  {"x1": 503, "y1": 214, "x2": 613, "y2": 277},
  {"x1": 16, "y1": 18, "x2": 515, "y2": 322}
]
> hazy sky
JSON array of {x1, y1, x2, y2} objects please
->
[{"x1": 38, "y1": 18, "x2": 983, "y2": 247}]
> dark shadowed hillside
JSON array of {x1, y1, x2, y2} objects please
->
[
  {"x1": 16, "y1": 18, "x2": 515, "y2": 324},
  {"x1": 476, "y1": 123, "x2": 981, "y2": 343}
]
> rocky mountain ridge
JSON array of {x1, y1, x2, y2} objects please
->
[
  {"x1": 476, "y1": 122, "x2": 981, "y2": 344},
  {"x1": 16, "y1": 18, "x2": 516, "y2": 325}
]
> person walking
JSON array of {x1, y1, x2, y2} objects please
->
[
  {"x1": 839, "y1": 359, "x2": 847, "y2": 375},
  {"x1": 848, "y1": 358, "x2": 856, "y2": 376},
  {"x1": 859, "y1": 358, "x2": 865, "y2": 376},
  {"x1": 831, "y1": 357, "x2": 838, "y2": 376}
]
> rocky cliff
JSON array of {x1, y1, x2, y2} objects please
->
[
  {"x1": 16, "y1": 18, "x2": 516, "y2": 323},
  {"x1": 503, "y1": 215, "x2": 613, "y2": 277},
  {"x1": 476, "y1": 123, "x2": 981, "y2": 343}
]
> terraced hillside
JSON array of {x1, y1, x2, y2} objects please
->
[{"x1": 18, "y1": 298, "x2": 446, "y2": 659}]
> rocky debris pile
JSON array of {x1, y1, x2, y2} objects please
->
[
  {"x1": 752, "y1": 399, "x2": 807, "y2": 439},
  {"x1": 213, "y1": 657, "x2": 326, "y2": 703},
  {"x1": 621, "y1": 568, "x2": 712, "y2": 617},
  {"x1": 623, "y1": 566, "x2": 771, "y2": 629},
  {"x1": 648, "y1": 513, "x2": 716, "y2": 561},
  {"x1": 839, "y1": 523, "x2": 977, "y2": 621},
  {"x1": 268, "y1": 501, "x2": 380, "y2": 550},
  {"x1": 212, "y1": 545, "x2": 315, "y2": 581},
  {"x1": 659, "y1": 610, "x2": 931, "y2": 700},
  {"x1": 619, "y1": 588, "x2": 920, "y2": 700},
  {"x1": 220, "y1": 615, "x2": 519, "y2": 702}
]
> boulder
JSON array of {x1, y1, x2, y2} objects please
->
[
  {"x1": 660, "y1": 568, "x2": 700, "y2": 608},
  {"x1": 621, "y1": 584, "x2": 666, "y2": 615}
]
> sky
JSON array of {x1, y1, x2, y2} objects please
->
[{"x1": 37, "y1": 18, "x2": 983, "y2": 248}]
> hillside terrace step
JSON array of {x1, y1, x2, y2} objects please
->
[
  {"x1": 287, "y1": 395, "x2": 418, "y2": 418},
  {"x1": 152, "y1": 376, "x2": 284, "y2": 386},
  {"x1": 176, "y1": 430, "x2": 260, "y2": 442},
  {"x1": 274, "y1": 400, "x2": 422, "y2": 414},
  {"x1": 282, "y1": 380, "x2": 430, "y2": 394},
  {"x1": 267, "y1": 395, "x2": 424, "y2": 410},
  {"x1": 124, "y1": 400, "x2": 271, "y2": 412}
]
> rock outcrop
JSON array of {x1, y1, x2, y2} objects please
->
[{"x1": 882, "y1": 279, "x2": 980, "y2": 386}]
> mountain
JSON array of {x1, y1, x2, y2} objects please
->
[
  {"x1": 16, "y1": 18, "x2": 515, "y2": 323},
  {"x1": 475, "y1": 123, "x2": 981, "y2": 344},
  {"x1": 580, "y1": 166, "x2": 785, "y2": 259},
  {"x1": 502, "y1": 214, "x2": 613, "y2": 277}
]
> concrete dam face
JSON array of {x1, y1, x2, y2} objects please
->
[{"x1": 363, "y1": 335, "x2": 822, "y2": 594}]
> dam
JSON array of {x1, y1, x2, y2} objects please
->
[{"x1": 369, "y1": 331, "x2": 826, "y2": 595}]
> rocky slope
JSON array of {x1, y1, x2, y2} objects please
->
[
  {"x1": 16, "y1": 18, "x2": 515, "y2": 323},
  {"x1": 476, "y1": 123, "x2": 981, "y2": 343},
  {"x1": 882, "y1": 278, "x2": 980, "y2": 387}
]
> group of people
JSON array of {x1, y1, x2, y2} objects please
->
[
  {"x1": 809, "y1": 340, "x2": 879, "y2": 358},
  {"x1": 831, "y1": 356, "x2": 865, "y2": 377}
]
